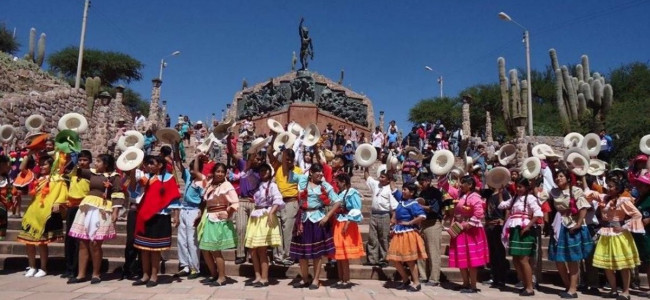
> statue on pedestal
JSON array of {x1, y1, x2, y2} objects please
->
[{"x1": 298, "y1": 17, "x2": 314, "y2": 70}]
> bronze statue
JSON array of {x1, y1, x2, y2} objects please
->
[{"x1": 298, "y1": 17, "x2": 314, "y2": 70}]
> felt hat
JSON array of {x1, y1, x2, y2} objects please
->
[{"x1": 355, "y1": 143, "x2": 377, "y2": 168}]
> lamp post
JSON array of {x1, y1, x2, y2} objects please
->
[
  {"x1": 498, "y1": 11, "x2": 533, "y2": 136},
  {"x1": 424, "y1": 66, "x2": 444, "y2": 98},
  {"x1": 158, "y1": 50, "x2": 181, "y2": 80}
]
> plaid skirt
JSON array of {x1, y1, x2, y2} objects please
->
[
  {"x1": 548, "y1": 225, "x2": 594, "y2": 262},
  {"x1": 290, "y1": 220, "x2": 334, "y2": 260},
  {"x1": 134, "y1": 214, "x2": 172, "y2": 251},
  {"x1": 508, "y1": 226, "x2": 536, "y2": 257}
]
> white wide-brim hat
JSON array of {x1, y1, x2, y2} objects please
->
[
  {"x1": 497, "y1": 144, "x2": 517, "y2": 166},
  {"x1": 58, "y1": 112, "x2": 88, "y2": 133},
  {"x1": 430, "y1": 150, "x2": 454, "y2": 175},
  {"x1": 273, "y1": 131, "x2": 297, "y2": 151},
  {"x1": 25, "y1": 114, "x2": 45, "y2": 132},
  {"x1": 117, "y1": 130, "x2": 145, "y2": 151},
  {"x1": 116, "y1": 147, "x2": 144, "y2": 171},
  {"x1": 564, "y1": 147, "x2": 590, "y2": 176},
  {"x1": 302, "y1": 123, "x2": 321, "y2": 147},
  {"x1": 355, "y1": 143, "x2": 377, "y2": 168},
  {"x1": 376, "y1": 164, "x2": 387, "y2": 178},
  {"x1": 267, "y1": 118, "x2": 285, "y2": 133},
  {"x1": 587, "y1": 159, "x2": 607, "y2": 176},
  {"x1": 521, "y1": 156, "x2": 541, "y2": 179},
  {"x1": 640, "y1": 135, "x2": 650, "y2": 155},
  {"x1": 156, "y1": 128, "x2": 181, "y2": 145},
  {"x1": 564, "y1": 132, "x2": 584, "y2": 148},
  {"x1": 581, "y1": 133, "x2": 602, "y2": 157},
  {"x1": 288, "y1": 122, "x2": 304, "y2": 137},
  {"x1": 486, "y1": 166, "x2": 511, "y2": 189}
]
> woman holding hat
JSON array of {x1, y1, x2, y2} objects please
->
[
  {"x1": 633, "y1": 173, "x2": 650, "y2": 294},
  {"x1": 244, "y1": 163, "x2": 284, "y2": 287},
  {"x1": 447, "y1": 175, "x2": 489, "y2": 293},
  {"x1": 17, "y1": 155, "x2": 67, "y2": 278},
  {"x1": 547, "y1": 169, "x2": 594, "y2": 299},
  {"x1": 67, "y1": 154, "x2": 125, "y2": 284},
  {"x1": 196, "y1": 162, "x2": 238, "y2": 287},
  {"x1": 287, "y1": 163, "x2": 339, "y2": 289},
  {"x1": 498, "y1": 178, "x2": 543, "y2": 296}
]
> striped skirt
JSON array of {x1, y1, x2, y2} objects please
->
[
  {"x1": 290, "y1": 220, "x2": 335, "y2": 260},
  {"x1": 508, "y1": 226, "x2": 536, "y2": 257},
  {"x1": 448, "y1": 226, "x2": 489, "y2": 268},
  {"x1": 198, "y1": 219, "x2": 237, "y2": 251},
  {"x1": 244, "y1": 214, "x2": 282, "y2": 249},
  {"x1": 548, "y1": 225, "x2": 594, "y2": 262},
  {"x1": 134, "y1": 214, "x2": 172, "y2": 251},
  {"x1": 593, "y1": 232, "x2": 640, "y2": 270}
]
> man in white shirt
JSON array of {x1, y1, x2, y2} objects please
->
[
  {"x1": 134, "y1": 111, "x2": 146, "y2": 131},
  {"x1": 364, "y1": 167, "x2": 398, "y2": 268}
]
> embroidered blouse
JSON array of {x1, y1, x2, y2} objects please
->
[
  {"x1": 251, "y1": 181, "x2": 285, "y2": 218},
  {"x1": 549, "y1": 186, "x2": 590, "y2": 226},
  {"x1": 289, "y1": 172, "x2": 339, "y2": 223},
  {"x1": 453, "y1": 191, "x2": 484, "y2": 228},
  {"x1": 391, "y1": 190, "x2": 426, "y2": 233},
  {"x1": 202, "y1": 180, "x2": 238, "y2": 222},
  {"x1": 499, "y1": 195, "x2": 543, "y2": 229},
  {"x1": 334, "y1": 188, "x2": 363, "y2": 223},
  {"x1": 586, "y1": 192, "x2": 645, "y2": 237}
]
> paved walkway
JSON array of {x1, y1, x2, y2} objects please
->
[{"x1": 0, "y1": 271, "x2": 636, "y2": 300}]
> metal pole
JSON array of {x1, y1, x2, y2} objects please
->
[
  {"x1": 159, "y1": 59, "x2": 165, "y2": 80},
  {"x1": 439, "y1": 76, "x2": 444, "y2": 98},
  {"x1": 524, "y1": 30, "x2": 533, "y2": 136},
  {"x1": 74, "y1": 0, "x2": 90, "y2": 89}
]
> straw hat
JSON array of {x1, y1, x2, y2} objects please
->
[
  {"x1": 58, "y1": 113, "x2": 88, "y2": 133},
  {"x1": 288, "y1": 122, "x2": 304, "y2": 137},
  {"x1": 156, "y1": 128, "x2": 181, "y2": 145},
  {"x1": 25, "y1": 114, "x2": 45, "y2": 133},
  {"x1": 386, "y1": 151, "x2": 399, "y2": 171},
  {"x1": 587, "y1": 159, "x2": 607, "y2": 176},
  {"x1": 640, "y1": 135, "x2": 650, "y2": 155},
  {"x1": 564, "y1": 132, "x2": 584, "y2": 148},
  {"x1": 430, "y1": 150, "x2": 454, "y2": 175},
  {"x1": 0, "y1": 125, "x2": 15, "y2": 143},
  {"x1": 496, "y1": 144, "x2": 517, "y2": 166},
  {"x1": 273, "y1": 132, "x2": 297, "y2": 151},
  {"x1": 521, "y1": 157, "x2": 541, "y2": 179},
  {"x1": 376, "y1": 164, "x2": 387, "y2": 178},
  {"x1": 302, "y1": 123, "x2": 321, "y2": 147},
  {"x1": 117, "y1": 130, "x2": 145, "y2": 151},
  {"x1": 581, "y1": 133, "x2": 602, "y2": 157},
  {"x1": 248, "y1": 137, "x2": 271, "y2": 154},
  {"x1": 564, "y1": 147, "x2": 590, "y2": 176},
  {"x1": 267, "y1": 118, "x2": 284, "y2": 133}
]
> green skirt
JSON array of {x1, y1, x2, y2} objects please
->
[
  {"x1": 509, "y1": 226, "x2": 536, "y2": 257},
  {"x1": 197, "y1": 216, "x2": 237, "y2": 251}
]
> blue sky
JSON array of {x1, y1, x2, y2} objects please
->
[{"x1": 3, "y1": 1, "x2": 649, "y2": 131}]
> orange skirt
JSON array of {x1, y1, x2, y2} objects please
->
[
  {"x1": 330, "y1": 220, "x2": 365, "y2": 260},
  {"x1": 387, "y1": 230, "x2": 427, "y2": 262}
]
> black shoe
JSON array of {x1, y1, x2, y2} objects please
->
[
  {"x1": 245, "y1": 280, "x2": 256, "y2": 286},
  {"x1": 337, "y1": 282, "x2": 352, "y2": 289},
  {"x1": 145, "y1": 281, "x2": 158, "y2": 288},
  {"x1": 460, "y1": 288, "x2": 480, "y2": 293},
  {"x1": 519, "y1": 290, "x2": 535, "y2": 297},
  {"x1": 200, "y1": 277, "x2": 217, "y2": 284},
  {"x1": 187, "y1": 272, "x2": 200, "y2": 280},
  {"x1": 604, "y1": 291, "x2": 619, "y2": 299},
  {"x1": 616, "y1": 295, "x2": 631, "y2": 300},
  {"x1": 60, "y1": 272, "x2": 73, "y2": 279},
  {"x1": 377, "y1": 262, "x2": 389, "y2": 268},
  {"x1": 67, "y1": 277, "x2": 86, "y2": 284},
  {"x1": 292, "y1": 281, "x2": 310, "y2": 288},
  {"x1": 362, "y1": 262, "x2": 376, "y2": 266},
  {"x1": 559, "y1": 292, "x2": 578, "y2": 299},
  {"x1": 396, "y1": 281, "x2": 411, "y2": 290},
  {"x1": 173, "y1": 270, "x2": 190, "y2": 277},
  {"x1": 308, "y1": 283, "x2": 319, "y2": 290},
  {"x1": 326, "y1": 260, "x2": 337, "y2": 267},
  {"x1": 90, "y1": 277, "x2": 101, "y2": 285},
  {"x1": 584, "y1": 287, "x2": 600, "y2": 296},
  {"x1": 210, "y1": 280, "x2": 227, "y2": 287},
  {"x1": 453, "y1": 285, "x2": 470, "y2": 291},
  {"x1": 407, "y1": 284, "x2": 422, "y2": 292},
  {"x1": 490, "y1": 282, "x2": 505, "y2": 289},
  {"x1": 425, "y1": 281, "x2": 440, "y2": 287},
  {"x1": 234, "y1": 257, "x2": 246, "y2": 265},
  {"x1": 253, "y1": 281, "x2": 269, "y2": 288},
  {"x1": 132, "y1": 279, "x2": 149, "y2": 286}
]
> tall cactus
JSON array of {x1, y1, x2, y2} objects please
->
[
  {"x1": 36, "y1": 33, "x2": 46, "y2": 67},
  {"x1": 26, "y1": 28, "x2": 36, "y2": 61},
  {"x1": 85, "y1": 77, "x2": 102, "y2": 115},
  {"x1": 497, "y1": 57, "x2": 528, "y2": 137},
  {"x1": 23, "y1": 28, "x2": 46, "y2": 68},
  {"x1": 548, "y1": 49, "x2": 614, "y2": 133}
]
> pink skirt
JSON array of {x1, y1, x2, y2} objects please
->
[{"x1": 448, "y1": 226, "x2": 489, "y2": 268}]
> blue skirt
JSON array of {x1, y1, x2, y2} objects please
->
[
  {"x1": 548, "y1": 225, "x2": 594, "y2": 262},
  {"x1": 289, "y1": 220, "x2": 335, "y2": 260}
]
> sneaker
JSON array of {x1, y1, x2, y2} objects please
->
[
  {"x1": 25, "y1": 268, "x2": 37, "y2": 277},
  {"x1": 187, "y1": 271, "x2": 200, "y2": 280},
  {"x1": 33, "y1": 269, "x2": 47, "y2": 278}
]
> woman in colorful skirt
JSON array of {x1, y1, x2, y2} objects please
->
[
  {"x1": 447, "y1": 175, "x2": 489, "y2": 293},
  {"x1": 547, "y1": 169, "x2": 594, "y2": 299},
  {"x1": 197, "y1": 162, "x2": 238, "y2": 287},
  {"x1": 387, "y1": 182, "x2": 427, "y2": 292},
  {"x1": 244, "y1": 163, "x2": 284, "y2": 287},
  {"x1": 587, "y1": 175, "x2": 643, "y2": 300},
  {"x1": 67, "y1": 154, "x2": 123, "y2": 284},
  {"x1": 633, "y1": 173, "x2": 650, "y2": 294},
  {"x1": 0, "y1": 155, "x2": 11, "y2": 240},
  {"x1": 498, "y1": 178, "x2": 543, "y2": 296},
  {"x1": 17, "y1": 155, "x2": 67, "y2": 278},
  {"x1": 323, "y1": 173, "x2": 365, "y2": 289},
  {"x1": 132, "y1": 155, "x2": 181, "y2": 287},
  {"x1": 288, "y1": 163, "x2": 339, "y2": 289}
]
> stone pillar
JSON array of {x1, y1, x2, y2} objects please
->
[
  {"x1": 161, "y1": 100, "x2": 167, "y2": 127},
  {"x1": 515, "y1": 126, "x2": 527, "y2": 165},
  {"x1": 485, "y1": 111, "x2": 493, "y2": 143},
  {"x1": 226, "y1": 104, "x2": 232, "y2": 121},
  {"x1": 379, "y1": 111, "x2": 384, "y2": 131},
  {"x1": 462, "y1": 95, "x2": 472, "y2": 139},
  {"x1": 149, "y1": 78, "x2": 162, "y2": 127}
]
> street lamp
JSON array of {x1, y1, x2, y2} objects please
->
[
  {"x1": 158, "y1": 50, "x2": 181, "y2": 80},
  {"x1": 498, "y1": 11, "x2": 533, "y2": 136},
  {"x1": 424, "y1": 66, "x2": 444, "y2": 98}
]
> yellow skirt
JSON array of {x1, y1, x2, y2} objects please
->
[
  {"x1": 387, "y1": 230, "x2": 427, "y2": 262},
  {"x1": 592, "y1": 231, "x2": 641, "y2": 270},
  {"x1": 244, "y1": 214, "x2": 282, "y2": 248}
]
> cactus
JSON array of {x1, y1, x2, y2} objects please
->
[
  {"x1": 548, "y1": 49, "x2": 615, "y2": 133},
  {"x1": 36, "y1": 33, "x2": 46, "y2": 67},
  {"x1": 85, "y1": 77, "x2": 101, "y2": 114},
  {"x1": 27, "y1": 28, "x2": 36, "y2": 61},
  {"x1": 497, "y1": 57, "x2": 528, "y2": 137}
]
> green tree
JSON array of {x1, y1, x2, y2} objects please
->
[
  {"x1": 408, "y1": 97, "x2": 461, "y2": 128},
  {"x1": 120, "y1": 87, "x2": 149, "y2": 115},
  {"x1": 0, "y1": 23, "x2": 20, "y2": 55},
  {"x1": 459, "y1": 84, "x2": 503, "y2": 136},
  {"x1": 47, "y1": 46, "x2": 144, "y2": 86}
]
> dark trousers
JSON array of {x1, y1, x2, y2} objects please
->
[
  {"x1": 485, "y1": 224, "x2": 509, "y2": 284},
  {"x1": 124, "y1": 206, "x2": 141, "y2": 276},
  {"x1": 64, "y1": 206, "x2": 79, "y2": 275}
]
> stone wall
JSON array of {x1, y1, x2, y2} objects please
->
[{"x1": 0, "y1": 53, "x2": 134, "y2": 156}]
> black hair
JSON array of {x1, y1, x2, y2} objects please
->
[
  {"x1": 460, "y1": 175, "x2": 476, "y2": 190},
  {"x1": 0, "y1": 155, "x2": 9, "y2": 166},
  {"x1": 258, "y1": 163, "x2": 273, "y2": 176},
  {"x1": 211, "y1": 162, "x2": 227, "y2": 175},
  {"x1": 402, "y1": 182, "x2": 418, "y2": 195},
  {"x1": 417, "y1": 172, "x2": 433, "y2": 181},
  {"x1": 335, "y1": 173, "x2": 351, "y2": 188},
  {"x1": 284, "y1": 148, "x2": 295, "y2": 160},
  {"x1": 160, "y1": 145, "x2": 172, "y2": 157},
  {"x1": 97, "y1": 154, "x2": 116, "y2": 173},
  {"x1": 309, "y1": 163, "x2": 324, "y2": 174},
  {"x1": 79, "y1": 150, "x2": 92, "y2": 160},
  {"x1": 606, "y1": 175, "x2": 625, "y2": 195}
]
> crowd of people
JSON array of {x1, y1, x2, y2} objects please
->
[{"x1": 1, "y1": 112, "x2": 650, "y2": 300}]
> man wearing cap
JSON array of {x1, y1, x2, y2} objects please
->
[
  {"x1": 416, "y1": 173, "x2": 444, "y2": 286},
  {"x1": 363, "y1": 167, "x2": 398, "y2": 268},
  {"x1": 134, "y1": 111, "x2": 146, "y2": 131},
  {"x1": 268, "y1": 146, "x2": 302, "y2": 266},
  {"x1": 231, "y1": 152, "x2": 263, "y2": 265}
]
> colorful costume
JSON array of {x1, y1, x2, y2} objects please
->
[
  {"x1": 17, "y1": 175, "x2": 67, "y2": 244},
  {"x1": 588, "y1": 193, "x2": 643, "y2": 270},
  {"x1": 288, "y1": 172, "x2": 338, "y2": 260},
  {"x1": 244, "y1": 181, "x2": 284, "y2": 248},
  {"x1": 547, "y1": 187, "x2": 594, "y2": 262},
  {"x1": 330, "y1": 187, "x2": 365, "y2": 260},
  {"x1": 633, "y1": 194, "x2": 650, "y2": 263},
  {"x1": 387, "y1": 191, "x2": 427, "y2": 262},
  {"x1": 197, "y1": 180, "x2": 238, "y2": 251},
  {"x1": 0, "y1": 174, "x2": 10, "y2": 240},
  {"x1": 63, "y1": 169, "x2": 90, "y2": 275},
  {"x1": 134, "y1": 173, "x2": 181, "y2": 251},
  {"x1": 499, "y1": 194, "x2": 543, "y2": 256},
  {"x1": 68, "y1": 169, "x2": 124, "y2": 241},
  {"x1": 448, "y1": 191, "x2": 489, "y2": 268}
]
